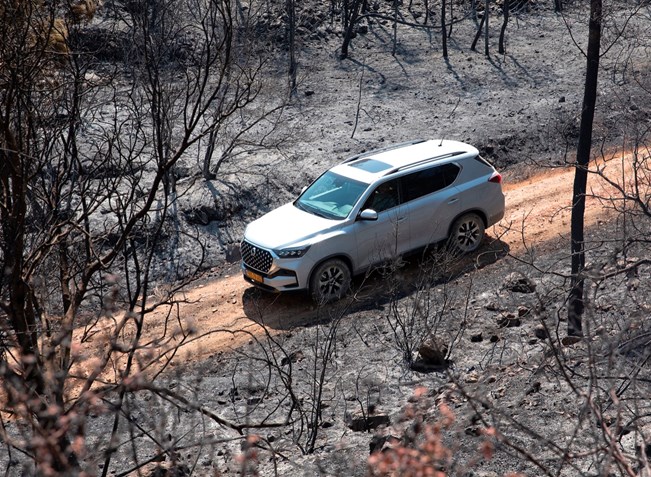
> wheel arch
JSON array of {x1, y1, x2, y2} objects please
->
[
  {"x1": 447, "y1": 209, "x2": 487, "y2": 238},
  {"x1": 307, "y1": 254, "x2": 354, "y2": 290}
]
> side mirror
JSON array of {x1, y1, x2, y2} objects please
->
[{"x1": 358, "y1": 209, "x2": 378, "y2": 221}]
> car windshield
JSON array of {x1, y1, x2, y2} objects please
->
[{"x1": 295, "y1": 171, "x2": 368, "y2": 220}]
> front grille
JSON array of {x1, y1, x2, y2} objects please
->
[{"x1": 241, "y1": 241, "x2": 273, "y2": 273}]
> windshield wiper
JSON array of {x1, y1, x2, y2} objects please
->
[
  {"x1": 294, "y1": 200, "x2": 308, "y2": 213},
  {"x1": 296, "y1": 201, "x2": 335, "y2": 219}
]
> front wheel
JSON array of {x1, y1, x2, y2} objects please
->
[
  {"x1": 310, "y1": 258, "x2": 351, "y2": 304},
  {"x1": 448, "y1": 213, "x2": 485, "y2": 254}
]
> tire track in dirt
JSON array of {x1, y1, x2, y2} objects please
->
[
  {"x1": 500, "y1": 157, "x2": 626, "y2": 254},
  {"x1": 143, "y1": 159, "x2": 632, "y2": 365}
]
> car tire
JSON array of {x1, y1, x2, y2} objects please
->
[
  {"x1": 310, "y1": 258, "x2": 351, "y2": 304},
  {"x1": 449, "y1": 213, "x2": 485, "y2": 254}
]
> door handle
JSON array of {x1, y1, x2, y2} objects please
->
[
  {"x1": 448, "y1": 198, "x2": 459, "y2": 204},
  {"x1": 397, "y1": 216, "x2": 406, "y2": 222}
]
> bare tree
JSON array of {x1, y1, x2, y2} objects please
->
[
  {"x1": 471, "y1": 12, "x2": 487, "y2": 52},
  {"x1": 442, "y1": 0, "x2": 449, "y2": 58},
  {"x1": 471, "y1": 0, "x2": 490, "y2": 55},
  {"x1": 498, "y1": 0, "x2": 510, "y2": 54},
  {"x1": 221, "y1": 294, "x2": 358, "y2": 461},
  {"x1": 0, "y1": 0, "x2": 284, "y2": 473},
  {"x1": 484, "y1": 0, "x2": 490, "y2": 56},
  {"x1": 287, "y1": 0, "x2": 297, "y2": 94},
  {"x1": 340, "y1": 0, "x2": 364, "y2": 59},
  {"x1": 567, "y1": 0, "x2": 602, "y2": 338}
]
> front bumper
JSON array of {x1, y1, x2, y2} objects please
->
[{"x1": 241, "y1": 263, "x2": 301, "y2": 292}]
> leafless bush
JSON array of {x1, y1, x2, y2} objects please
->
[
  {"x1": 380, "y1": 249, "x2": 476, "y2": 369},
  {"x1": 0, "y1": 0, "x2": 287, "y2": 473},
  {"x1": 237, "y1": 299, "x2": 357, "y2": 457}
]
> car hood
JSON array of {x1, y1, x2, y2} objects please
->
[{"x1": 244, "y1": 203, "x2": 344, "y2": 250}]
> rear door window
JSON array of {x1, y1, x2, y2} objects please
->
[{"x1": 401, "y1": 163, "x2": 460, "y2": 203}]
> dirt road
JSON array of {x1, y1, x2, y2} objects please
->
[{"x1": 160, "y1": 158, "x2": 627, "y2": 365}]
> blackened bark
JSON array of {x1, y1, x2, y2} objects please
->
[
  {"x1": 471, "y1": 12, "x2": 486, "y2": 51},
  {"x1": 287, "y1": 0, "x2": 297, "y2": 94},
  {"x1": 484, "y1": 0, "x2": 490, "y2": 56},
  {"x1": 568, "y1": 0, "x2": 602, "y2": 336},
  {"x1": 441, "y1": 0, "x2": 448, "y2": 57},
  {"x1": 498, "y1": 0, "x2": 509, "y2": 54},
  {"x1": 341, "y1": 0, "x2": 363, "y2": 59}
]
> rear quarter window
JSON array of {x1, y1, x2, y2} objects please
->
[
  {"x1": 401, "y1": 163, "x2": 460, "y2": 202},
  {"x1": 473, "y1": 155, "x2": 494, "y2": 168}
]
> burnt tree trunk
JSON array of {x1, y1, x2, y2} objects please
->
[
  {"x1": 341, "y1": 0, "x2": 363, "y2": 59},
  {"x1": 498, "y1": 0, "x2": 509, "y2": 54},
  {"x1": 441, "y1": 0, "x2": 448, "y2": 57},
  {"x1": 392, "y1": 0, "x2": 399, "y2": 56},
  {"x1": 471, "y1": 11, "x2": 486, "y2": 51},
  {"x1": 287, "y1": 0, "x2": 297, "y2": 94},
  {"x1": 448, "y1": 0, "x2": 454, "y2": 37},
  {"x1": 484, "y1": 0, "x2": 490, "y2": 56},
  {"x1": 568, "y1": 0, "x2": 602, "y2": 337}
]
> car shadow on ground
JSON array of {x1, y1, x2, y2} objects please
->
[{"x1": 241, "y1": 236, "x2": 510, "y2": 330}]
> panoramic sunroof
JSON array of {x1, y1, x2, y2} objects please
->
[{"x1": 348, "y1": 158, "x2": 392, "y2": 173}]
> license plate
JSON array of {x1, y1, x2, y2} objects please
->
[{"x1": 245, "y1": 269, "x2": 263, "y2": 283}]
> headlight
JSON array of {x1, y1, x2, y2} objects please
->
[{"x1": 274, "y1": 246, "x2": 311, "y2": 258}]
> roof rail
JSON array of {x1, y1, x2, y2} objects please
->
[
  {"x1": 384, "y1": 151, "x2": 465, "y2": 176},
  {"x1": 343, "y1": 139, "x2": 427, "y2": 163}
]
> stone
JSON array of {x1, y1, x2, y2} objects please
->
[
  {"x1": 485, "y1": 301, "x2": 501, "y2": 311},
  {"x1": 465, "y1": 370, "x2": 480, "y2": 383},
  {"x1": 534, "y1": 324, "x2": 548, "y2": 339},
  {"x1": 497, "y1": 313, "x2": 521, "y2": 328},
  {"x1": 503, "y1": 272, "x2": 536, "y2": 293},
  {"x1": 470, "y1": 331, "x2": 483, "y2": 342},
  {"x1": 465, "y1": 426, "x2": 481, "y2": 436},
  {"x1": 369, "y1": 434, "x2": 398, "y2": 454},
  {"x1": 418, "y1": 335, "x2": 448, "y2": 365},
  {"x1": 561, "y1": 335, "x2": 583, "y2": 346},
  {"x1": 345, "y1": 411, "x2": 391, "y2": 432},
  {"x1": 224, "y1": 244, "x2": 241, "y2": 263},
  {"x1": 183, "y1": 205, "x2": 224, "y2": 226},
  {"x1": 411, "y1": 358, "x2": 447, "y2": 372},
  {"x1": 526, "y1": 381, "x2": 541, "y2": 395},
  {"x1": 281, "y1": 350, "x2": 305, "y2": 366}
]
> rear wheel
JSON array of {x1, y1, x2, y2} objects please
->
[
  {"x1": 310, "y1": 258, "x2": 351, "y2": 304},
  {"x1": 449, "y1": 213, "x2": 485, "y2": 254}
]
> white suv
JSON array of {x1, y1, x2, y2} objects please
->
[{"x1": 241, "y1": 139, "x2": 505, "y2": 302}]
